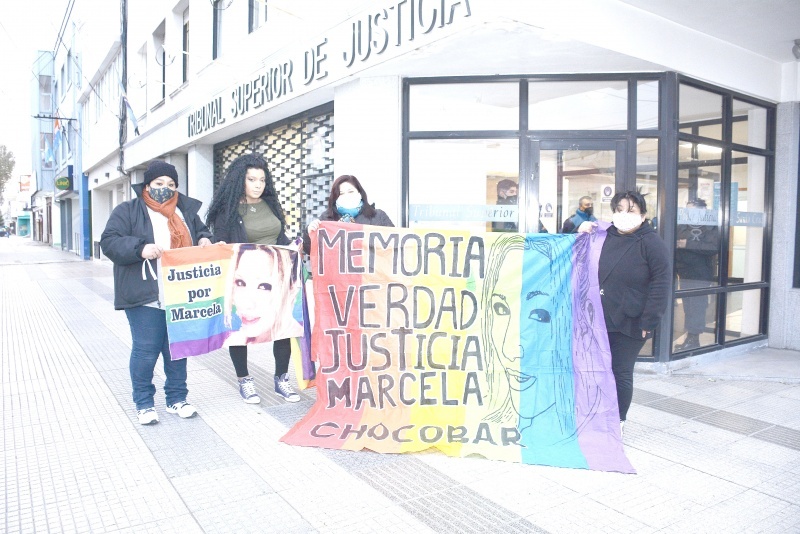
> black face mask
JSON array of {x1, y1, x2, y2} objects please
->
[
  {"x1": 501, "y1": 195, "x2": 518, "y2": 204},
  {"x1": 583, "y1": 207, "x2": 593, "y2": 217}
]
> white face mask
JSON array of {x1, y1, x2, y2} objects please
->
[
  {"x1": 336, "y1": 192, "x2": 362, "y2": 210},
  {"x1": 612, "y1": 211, "x2": 644, "y2": 233}
]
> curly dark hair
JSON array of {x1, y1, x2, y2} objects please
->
[
  {"x1": 205, "y1": 153, "x2": 286, "y2": 232},
  {"x1": 324, "y1": 175, "x2": 377, "y2": 219}
]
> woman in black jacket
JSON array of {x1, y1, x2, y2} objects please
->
[
  {"x1": 580, "y1": 190, "x2": 669, "y2": 433},
  {"x1": 303, "y1": 174, "x2": 394, "y2": 254},
  {"x1": 100, "y1": 160, "x2": 213, "y2": 425},
  {"x1": 205, "y1": 153, "x2": 299, "y2": 404}
]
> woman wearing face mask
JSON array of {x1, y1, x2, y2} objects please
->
[
  {"x1": 578, "y1": 190, "x2": 669, "y2": 433},
  {"x1": 205, "y1": 153, "x2": 301, "y2": 404},
  {"x1": 303, "y1": 174, "x2": 394, "y2": 254},
  {"x1": 100, "y1": 160, "x2": 214, "y2": 425}
]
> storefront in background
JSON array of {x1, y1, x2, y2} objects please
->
[{"x1": 404, "y1": 73, "x2": 774, "y2": 363}]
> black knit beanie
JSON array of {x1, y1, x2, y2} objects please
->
[{"x1": 143, "y1": 160, "x2": 179, "y2": 186}]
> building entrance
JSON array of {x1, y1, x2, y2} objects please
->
[{"x1": 528, "y1": 140, "x2": 625, "y2": 234}]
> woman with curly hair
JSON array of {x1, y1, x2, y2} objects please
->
[{"x1": 205, "y1": 153, "x2": 299, "y2": 404}]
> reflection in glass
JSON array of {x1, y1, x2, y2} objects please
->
[
  {"x1": 537, "y1": 149, "x2": 615, "y2": 234},
  {"x1": 673, "y1": 294, "x2": 718, "y2": 353},
  {"x1": 410, "y1": 83, "x2": 519, "y2": 131},
  {"x1": 729, "y1": 152, "x2": 766, "y2": 284},
  {"x1": 637, "y1": 80, "x2": 659, "y2": 130},
  {"x1": 529, "y1": 81, "x2": 628, "y2": 130},
  {"x1": 725, "y1": 289, "x2": 762, "y2": 343},
  {"x1": 732, "y1": 100, "x2": 768, "y2": 149},
  {"x1": 408, "y1": 139, "x2": 519, "y2": 232},
  {"x1": 679, "y1": 85, "x2": 722, "y2": 140}
]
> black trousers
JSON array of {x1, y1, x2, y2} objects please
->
[
  {"x1": 229, "y1": 338, "x2": 291, "y2": 378},
  {"x1": 607, "y1": 331, "x2": 647, "y2": 421}
]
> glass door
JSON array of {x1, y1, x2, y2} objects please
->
[{"x1": 528, "y1": 140, "x2": 626, "y2": 234}]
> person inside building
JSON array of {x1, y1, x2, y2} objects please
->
[
  {"x1": 492, "y1": 179, "x2": 519, "y2": 232},
  {"x1": 674, "y1": 198, "x2": 719, "y2": 351},
  {"x1": 100, "y1": 160, "x2": 213, "y2": 425},
  {"x1": 578, "y1": 190, "x2": 670, "y2": 433},
  {"x1": 205, "y1": 153, "x2": 300, "y2": 404},
  {"x1": 561, "y1": 196, "x2": 596, "y2": 233},
  {"x1": 303, "y1": 174, "x2": 394, "y2": 254}
]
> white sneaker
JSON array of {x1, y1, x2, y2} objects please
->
[
  {"x1": 166, "y1": 401, "x2": 197, "y2": 418},
  {"x1": 137, "y1": 407, "x2": 159, "y2": 425},
  {"x1": 238, "y1": 376, "x2": 261, "y2": 404},
  {"x1": 274, "y1": 373, "x2": 300, "y2": 403}
]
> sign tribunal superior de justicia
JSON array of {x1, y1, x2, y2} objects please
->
[{"x1": 187, "y1": 0, "x2": 473, "y2": 138}]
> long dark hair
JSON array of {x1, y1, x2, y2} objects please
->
[
  {"x1": 205, "y1": 153, "x2": 286, "y2": 232},
  {"x1": 326, "y1": 175, "x2": 377, "y2": 218}
]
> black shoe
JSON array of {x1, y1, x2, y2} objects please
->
[{"x1": 675, "y1": 334, "x2": 700, "y2": 351}]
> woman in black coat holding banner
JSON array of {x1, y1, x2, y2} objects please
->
[
  {"x1": 579, "y1": 191, "x2": 669, "y2": 433},
  {"x1": 101, "y1": 160, "x2": 213, "y2": 425},
  {"x1": 205, "y1": 153, "x2": 299, "y2": 404}
]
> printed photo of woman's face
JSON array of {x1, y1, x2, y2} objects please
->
[{"x1": 232, "y1": 248, "x2": 279, "y2": 338}]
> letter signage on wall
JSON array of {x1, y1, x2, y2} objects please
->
[{"x1": 186, "y1": 0, "x2": 473, "y2": 138}]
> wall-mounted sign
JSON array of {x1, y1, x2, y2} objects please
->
[
  {"x1": 186, "y1": 0, "x2": 473, "y2": 138},
  {"x1": 55, "y1": 176, "x2": 72, "y2": 191}
]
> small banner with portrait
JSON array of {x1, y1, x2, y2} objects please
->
[
  {"x1": 160, "y1": 244, "x2": 313, "y2": 384},
  {"x1": 281, "y1": 222, "x2": 634, "y2": 473}
]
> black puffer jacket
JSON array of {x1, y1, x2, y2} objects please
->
[
  {"x1": 302, "y1": 204, "x2": 394, "y2": 254},
  {"x1": 209, "y1": 192, "x2": 290, "y2": 246},
  {"x1": 598, "y1": 221, "x2": 670, "y2": 339},
  {"x1": 100, "y1": 183, "x2": 212, "y2": 310}
]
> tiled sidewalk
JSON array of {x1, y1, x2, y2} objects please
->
[{"x1": 2, "y1": 239, "x2": 800, "y2": 533}]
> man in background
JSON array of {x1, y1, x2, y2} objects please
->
[{"x1": 561, "y1": 196, "x2": 596, "y2": 233}]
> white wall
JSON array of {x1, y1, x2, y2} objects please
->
[
  {"x1": 768, "y1": 101, "x2": 800, "y2": 349},
  {"x1": 333, "y1": 76, "x2": 403, "y2": 225}
]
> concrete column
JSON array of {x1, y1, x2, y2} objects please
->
[
  {"x1": 768, "y1": 101, "x2": 800, "y2": 349},
  {"x1": 333, "y1": 76, "x2": 402, "y2": 225},
  {"x1": 167, "y1": 154, "x2": 188, "y2": 196},
  {"x1": 187, "y1": 144, "x2": 215, "y2": 218}
]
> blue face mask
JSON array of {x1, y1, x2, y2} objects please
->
[
  {"x1": 149, "y1": 186, "x2": 176, "y2": 204},
  {"x1": 336, "y1": 201, "x2": 363, "y2": 219}
]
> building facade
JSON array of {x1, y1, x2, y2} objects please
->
[{"x1": 64, "y1": 0, "x2": 800, "y2": 365}]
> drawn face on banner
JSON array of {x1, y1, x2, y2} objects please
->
[
  {"x1": 483, "y1": 235, "x2": 570, "y2": 423},
  {"x1": 232, "y1": 247, "x2": 280, "y2": 338}
]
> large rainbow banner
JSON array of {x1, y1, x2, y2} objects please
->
[
  {"x1": 161, "y1": 243, "x2": 310, "y2": 362},
  {"x1": 282, "y1": 222, "x2": 633, "y2": 473}
]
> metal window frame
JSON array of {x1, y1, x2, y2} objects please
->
[{"x1": 403, "y1": 72, "x2": 775, "y2": 363}]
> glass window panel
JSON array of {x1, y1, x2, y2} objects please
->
[
  {"x1": 529, "y1": 80, "x2": 628, "y2": 130},
  {"x1": 409, "y1": 83, "x2": 519, "y2": 131},
  {"x1": 538, "y1": 148, "x2": 616, "y2": 233},
  {"x1": 636, "y1": 138, "x2": 659, "y2": 229},
  {"x1": 725, "y1": 289, "x2": 763, "y2": 342},
  {"x1": 637, "y1": 80, "x2": 659, "y2": 129},
  {"x1": 732, "y1": 100, "x2": 768, "y2": 149},
  {"x1": 676, "y1": 141, "x2": 721, "y2": 287},
  {"x1": 672, "y1": 294, "x2": 718, "y2": 354},
  {"x1": 679, "y1": 84, "x2": 722, "y2": 140},
  {"x1": 408, "y1": 139, "x2": 519, "y2": 232},
  {"x1": 729, "y1": 152, "x2": 766, "y2": 284}
]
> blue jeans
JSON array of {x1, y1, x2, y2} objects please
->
[{"x1": 124, "y1": 306, "x2": 188, "y2": 410}]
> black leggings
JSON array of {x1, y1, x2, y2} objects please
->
[
  {"x1": 229, "y1": 338, "x2": 291, "y2": 378},
  {"x1": 607, "y1": 331, "x2": 647, "y2": 422}
]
